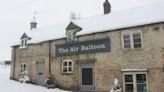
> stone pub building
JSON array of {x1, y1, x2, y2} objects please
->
[{"x1": 10, "y1": 0, "x2": 164, "y2": 92}]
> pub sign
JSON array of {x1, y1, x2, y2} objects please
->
[{"x1": 55, "y1": 38, "x2": 111, "y2": 56}]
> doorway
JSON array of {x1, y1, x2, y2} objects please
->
[
  {"x1": 79, "y1": 63, "x2": 95, "y2": 91},
  {"x1": 36, "y1": 63, "x2": 45, "y2": 85}
]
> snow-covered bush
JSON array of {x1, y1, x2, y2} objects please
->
[
  {"x1": 45, "y1": 74, "x2": 57, "y2": 89},
  {"x1": 110, "y1": 78, "x2": 121, "y2": 92},
  {"x1": 19, "y1": 70, "x2": 30, "y2": 83}
]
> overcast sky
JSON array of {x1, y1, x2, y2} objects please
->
[{"x1": 0, "y1": 0, "x2": 163, "y2": 61}]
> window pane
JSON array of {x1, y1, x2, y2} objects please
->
[
  {"x1": 133, "y1": 33, "x2": 142, "y2": 48},
  {"x1": 63, "y1": 62, "x2": 67, "y2": 66},
  {"x1": 68, "y1": 62, "x2": 72, "y2": 66},
  {"x1": 134, "y1": 44, "x2": 141, "y2": 48},
  {"x1": 68, "y1": 67, "x2": 72, "y2": 72},
  {"x1": 23, "y1": 39, "x2": 25, "y2": 46},
  {"x1": 63, "y1": 67, "x2": 67, "y2": 72},
  {"x1": 136, "y1": 74, "x2": 147, "y2": 92},
  {"x1": 136, "y1": 74, "x2": 146, "y2": 83},
  {"x1": 20, "y1": 64, "x2": 25, "y2": 72},
  {"x1": 125, "y1": 75, "x2": 133, "y2": 82},
  {"x1": 67, "y1": 31, "x2": 75, "y2": 42},
  {"x1": 24, "y1": 40, "x2": 27, "y2": 46},
  {"x1": 124, "y1": 40, "x2": 130, "y2": 43},
  {"x1": 21, "y1": 40, "x2": 24, "y2": 46},
  {"x1": 125, "y1": 84, "x2": 134, "y2": 92},
  {"x1": 133, "y1": 38, "x2": 141, "y2": 42},
  {"x1": 67, "y1": 31, "x2": 71, "y2": 42},
  {"x1": 137, "y1": 84, "x2": 147, "y2": 92},
  {"x1": 123, "y1": 35, "x2": 131, "y2": 48},
  {"x1": 24, "y1": 64, "x2": 26, "y2": 68},
  {"x1": 133, "y1": 33, "x2": 140, "y2": 38},
  {"x1": 72, "y1": 31, "x2": 75, "y2": 41},
  {"x1": 124, "y1": 35, "x2": 130, "y2": 39},
  {"x1": 124, "y1": 44, "x2": 131, "y2": 48},
  {"x1": 133, "y1": 39, "x2": 141, "y2": 43}
]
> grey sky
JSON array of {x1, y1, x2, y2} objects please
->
[{"x1": 0, "y1": 0, "x2": 163, "y2": 61}]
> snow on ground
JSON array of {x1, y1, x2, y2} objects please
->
[{"x1": 0, "y1": 65, "x2": 71, "y2": 92}]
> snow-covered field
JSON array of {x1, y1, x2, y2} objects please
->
[{"x1": 0, "y1": 65, "x2": 70, "y2": 92}]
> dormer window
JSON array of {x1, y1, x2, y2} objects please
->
[
  {"x1": 66, "y1": 22, "x2": 82, "y2": 42},
  {"x1": 20, "y1": 38, "x2": 28, "y2": 48},
  {"x1": 67, "y1": 30, "x2": 77, "y2": 42},
  {"x1": 20, "y1": 33, "x2": 29, "y2": 49}
]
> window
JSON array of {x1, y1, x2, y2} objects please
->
[
  {"x1": 67, "y1": 31, "x2": 72, "y2": 42},
  {"x1": 67, "y1": 30, "x2": 77, "y2": 42},
  {"x1": 20, "y1": 63, "x2": 26, "y2": 73},
  {"x1": 123, "y1": 72, "x2": 148, "y2": 92},
  {"x1": 62, "y1": 60, "x2": 73, "y2": 73},
  {"x1": 122, "y1": 32, "x2": 142, "y2": 49},
  {"x1": 123, "y1": 35, "x2": 131, "y2": 48},
  {"x1": 133, "y1": 33, "x2": 142, "y2": 48},
  {"x1": 20, "y1": 38, "x2": 28, "y2": 48}
]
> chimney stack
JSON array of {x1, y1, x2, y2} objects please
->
[{"x1": 103, "y1": 0, "x2": 111, "y2": 14}]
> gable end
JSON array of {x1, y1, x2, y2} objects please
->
[
  {"x1": 66, "y1": 22, "x2": 82, "y2": 31},
  {"x1": 20, "y1": 33, "x2": 31, "y2": 40}
]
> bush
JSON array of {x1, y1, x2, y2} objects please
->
[{"x1": 45, "y1": 75, "x2": 56, "y2": 88}]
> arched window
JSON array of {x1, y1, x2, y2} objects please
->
[{"x1": 62, "y1": 59, "x2": 73, "y2": 73}]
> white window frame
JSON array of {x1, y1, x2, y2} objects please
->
[
  {"x1": 122, "y1": 31, "x2": 143, "y2": 49},
  {"x1": 62, "y1": 59, "x2": 73, "y2": 73},
  {"x1": 133, "y1": 32, "x2": 142, "y2": 48},
  {"x1": 123, "y1": 33, "x2": 131, "y2": 48},
  {"x1": 67, "y1": 31, "x2": 73, "y2": 42},
  {"x1": 20, "y1": 63, "x2": 27, "y2": 73},
  {"x1": 67, "y1": 30, "x2": 77, "y2": 42},
  {"x1": 20, "y1": 38, "x2": 28, "y2": 48},
  {"x1": 122, "y1": 71, "x2": 149, "y2": 92}
]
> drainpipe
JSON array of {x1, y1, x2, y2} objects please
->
[{"x1": 48, "y1": 41, "x2": 51, "y2": 74}]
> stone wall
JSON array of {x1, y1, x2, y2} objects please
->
[{"x1": 11, "y1": 42, "x2": 50, "y2": 84}]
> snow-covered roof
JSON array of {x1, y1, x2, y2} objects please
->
[
  {"x1": 14, "y1": 1, "x2": 164, "y2": 46},
  {"x1": 26, "y1": 23, "x2": 68, "y2": 44}
]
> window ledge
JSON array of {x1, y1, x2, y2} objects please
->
[
  {"x1": 122, "y1": 48, "x2": 143, "y2": 50},
  {"x1": 61, "y1": 72, "x2": 73, "y2": 75},
  {"x1": 121, "y1": 69, "x2": 148, "y2": 72}
]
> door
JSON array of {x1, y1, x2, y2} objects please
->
[
  {"x1": 36, "y1": 63, "x2": 45, "y2": 85},
  {"x1": 79, "y1": 63, "x2": 95, "y2": 91}
]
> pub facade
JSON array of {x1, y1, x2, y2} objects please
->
[{"x1": 10, "y1": 1, "x2": 164, "y2": 92}]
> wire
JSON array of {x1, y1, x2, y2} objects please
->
[{"x1": 0, "y1": 0, "x2": 39, "y2": 15}]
